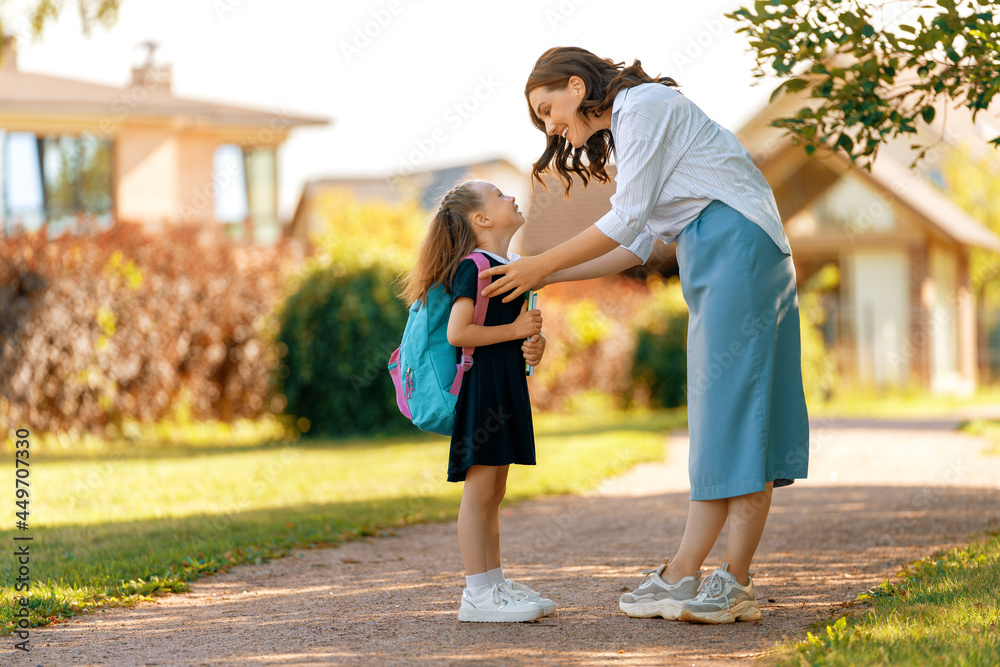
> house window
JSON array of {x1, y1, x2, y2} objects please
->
[
  {"x1": 212, "y1": 144, "x2": 278, "y2": 244},
  {"x1": 213, "y1": 144, "x2": 249, "y2": 239},
  {"x1": 1, "y1": 130, "x2": 113, "y2": 237},
  {"x1": 78, "y1": 136, "x2": 114, "y2": 226},
  {"x1": 2, "y1": 131, "x2": 45, "y2": 235},
  {"x1": 812, "y1": 173, "x2": 895, "y2": 236},
  {"x1": 245, "y1": 147, "x2": 278, "y2": 244},
  {"x1": 41, "y1": 134, "x2": 113, "y2": 235}
]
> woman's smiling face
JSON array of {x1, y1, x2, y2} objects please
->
[{"x1": 528, "y1": 75, "x2": 598, "y2": 149}]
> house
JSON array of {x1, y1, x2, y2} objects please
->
[
  {"x1": 740, "y1": 88, "x2": 1000, "y2": 393},
  {"x1": 0, "y1": 38, "x2": 328, "y2": 244},
  {"x1": 519, "y1": 90, "x2": 1000, "y2": 393},
  {"x1": 518, "y1": 164, "x2": 677, "y2": 277},
  {"x1": 288, "y1": 157, "x2": 528, "y2": 249}
]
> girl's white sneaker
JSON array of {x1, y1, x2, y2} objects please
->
[
  {"x1": 501, "y1": 579, "x2": 556, "y2": 615},
  {"x1": 457, "y1": 583, "x2": 545, "y2": 623}
]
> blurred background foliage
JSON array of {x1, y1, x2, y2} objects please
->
[
  {"x1": 940, "y1": 144, "x2": 1000, "y2": 380},
  {"x1": 2, "y1": 192, "x2": 844, "y2": 442},
  {"x1": 1, "y1": 218, "x2": 296, "y2": 438},
  {"x1": 272, "y1": 190, "x2": 420, "y2": 437},
  {"x1": 630, "y1": 276, "x2": 689, "y2": 409},
  {"x1": 798, "y1": 264, "x2": 839, "y2": 404}
]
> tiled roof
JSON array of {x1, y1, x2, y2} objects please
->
[
  {"x1": 521, "y1": 164, "x2": 676, "y2": 274},
  {"x1": 0, "y1": 64, "x2": 326, "y2": 128},
  {"x1": 521, "y1": 166, "x2": 617, "y2": 255},
  {"x1": 866, "y1": 154, "x2": 1000, "y2": 253}
]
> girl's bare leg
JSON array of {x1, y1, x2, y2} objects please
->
[
  {"x1": 457, "y1": 465, "x2": 500, "y2": 576},
  {"x1": 484, "y1": 465, "x2": 509, "y2": 571}
]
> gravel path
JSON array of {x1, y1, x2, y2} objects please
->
[{"x1": 19, "y1": 417, "x2": 1000, "y2": 666}]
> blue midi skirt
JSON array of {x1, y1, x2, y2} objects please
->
[{"x1": 676, "y1": 201, "x2": 809, "y2": 501}]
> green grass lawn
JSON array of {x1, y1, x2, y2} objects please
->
[
  {"x1": 0, "y1": 409, "x2": 685, "y2": 634},
  {"x1": 774, "y1": 531, "x2": 1000, "y2": 666},
  {"x1": 806, "y1": 385, "x2": 1000, "y2": 419},
  {"x1": 962, "y1": 420, "x2": 1000, "y2": 456}
]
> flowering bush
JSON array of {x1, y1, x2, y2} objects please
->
[
  {"x1": 527, "y1": 276, "x2": 656, "y2": 411},
  {"x1": 1, "y1": 220, "x2": 297, "y2": 435}
]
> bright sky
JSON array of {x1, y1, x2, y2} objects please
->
[{"x1": 11, "y1": 0, "x2": 778, "y2": 218}]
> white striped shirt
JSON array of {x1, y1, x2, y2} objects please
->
[{"x1": 594, "y1": 83, "x2": 792, "y2": 261}]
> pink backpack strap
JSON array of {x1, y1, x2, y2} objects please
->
[{"x1": 449, "y1": 252, "x2": 493, "y2": 396}]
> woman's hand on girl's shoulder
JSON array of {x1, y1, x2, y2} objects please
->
[{"x1": 480, "y1": 255, "x2": 549, "y2": 302}]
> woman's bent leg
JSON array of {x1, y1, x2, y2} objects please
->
[
  {"x1": 724, "y1": 482, "x2": 773, "y2": 585},
  {"x1": 666, "y1": 497, "x2": 729, "y2": 583}
]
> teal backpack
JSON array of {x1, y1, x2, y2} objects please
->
[{"x1": 387, "y1": 252, "x2": 491, "y2": 435}]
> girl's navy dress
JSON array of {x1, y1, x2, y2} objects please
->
[{"x1": 447, "y1": 253, "x2": 535, "y2": 482}]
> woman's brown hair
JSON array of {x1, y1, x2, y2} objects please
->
[
  {"x1": 402, "y1": 181, "x2": 483, "y2": 307},
  {"x1": 524, "y1": 47, "x2": 679, "y2": 195}
]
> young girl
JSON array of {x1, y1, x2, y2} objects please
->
[{"x1": 403, "y1": 179, "x2": 554, "y2": 623}]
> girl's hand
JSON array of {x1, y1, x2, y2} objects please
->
[
  {"x1": 480, "y1": 255, "x2": 550, "y2": 303},
  {"x1": 522, "y1": 333, "x2": 546, "y2": 367},
  {"x1": 512, "y1": 301, "x2": 543, "y2": 339}
]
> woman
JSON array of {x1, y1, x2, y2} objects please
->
[{"x1": 480, "y1": 47, "x2": 810, "y2": 624}]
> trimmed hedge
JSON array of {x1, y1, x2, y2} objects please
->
[
  {"x1": 628, "y1": 276, "x2": 689, "y2": 408},
  {"x1": 632, "y1": 324, "x2": 688, "y2": 409},
  {"x1": 0, "y1": 221, "x2": 297, "y2": 435},
  {"x1": 273, "y1": 263, "x2": 409, "y2": 437}
]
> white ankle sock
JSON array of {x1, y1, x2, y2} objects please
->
[
  {"x1": 487, "y1": 567, "x2": 505, "y2": 584},
  {"x1": 465, "y1": 572, "x2": 492, "y2": 597}
]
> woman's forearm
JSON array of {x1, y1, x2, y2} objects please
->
[
  {"x1": 480, "y1": 225, "x2": 630, "y2": 301},
  {"x1": 538, "y1": 225, "x2": 621, "y2": 274},
  {"x1": 548, "y1": 246, "x2": 644, "y2": 284}
]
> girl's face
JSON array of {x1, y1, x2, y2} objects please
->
[
  {"x1": 527, "y1": 75, "x2": 599, "y2": 149},
  {"x1": 475, "y1": 181, "x2": 524, "y2": 233}
]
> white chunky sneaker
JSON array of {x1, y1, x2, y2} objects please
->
[
  {"x1": 679, "y1": 562, "x2": 761, "y2": 624},
  {"x1": 457, "y1": 583, "x2": 545, "y2": 623},
  {"x1": 502, "y1": 579, "x2": 556, "y2": 616},
  {"x1": 619, "y1": 558, "x2": 702, "y2": 620}
]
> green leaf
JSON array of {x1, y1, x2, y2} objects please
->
[
  {"x1": 839, "y1": 12, "x2": 860, "y2": 30},
  {"x1": 921, "y1": 106, "x2": 936, "y2": 124},
  {"x1": 837, "y1": 134, "x2": 855, "y2": 153},
  {"x1": 771, "y1": 77, "x2": 812, "y2": 103},
  {"x1": 786, "y1": 78, "x2": 809, "y2": 93},
  {"x1": 769, "y1": 81, "x2": 790, "y2": 103}
]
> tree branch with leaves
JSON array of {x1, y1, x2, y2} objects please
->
[
  {"x1": 727, "y1": 0, "x2": 1000, "y2": 167},
  {"x1": 0, "y1": 0, "x2": 121, "y2": 60}
]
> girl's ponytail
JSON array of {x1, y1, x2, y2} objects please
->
[{"x1": 402, "y1": 181, "x2": 483, "y2": 306}]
